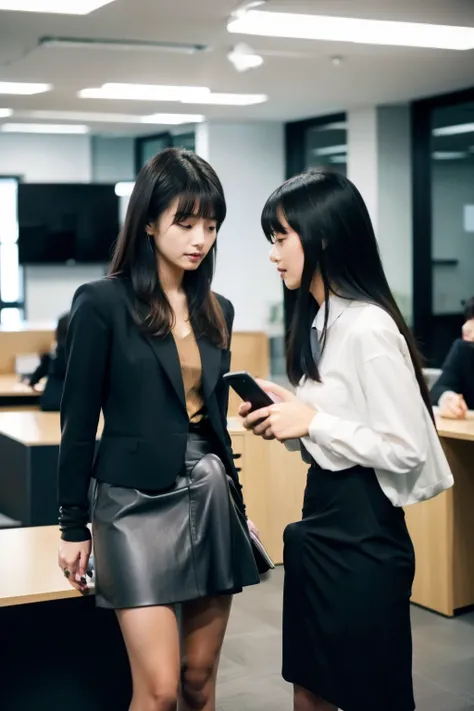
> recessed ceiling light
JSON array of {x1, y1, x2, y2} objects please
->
[
  {"x1": 0, "y1": 108, "x2": 13, "y2": 118},
  {"x1": 228, "y1": 10, "x2": 474, "y2": 50},
  {"x1": 141, "y1": 113, "x2": 205, "y2": 125},
  {"x1": 0, "y1": 0, "x2": 116, "y2": 14},
  {"x1": 314, "y1": 144, "x2": 347, "y2": 156},
  {"x1": 0, "y1": 123, "x2": 89, "y2": 134},
  {"x1": 79, "y1": 83, "x2": 268, "y2": 106},
  {"x1": 181, "y1": 93, "x2": 267, "y2": 106},
  {"x1": 432, "y1": 151, "x2": 468, "y2": 160},
  {"x1": 433, "y1": 123, "x2": 474, "y2": 137},
  {"x1": 0, "y1": 82, "x2": 51, "y2": 95},
  {"x1": 79, "y1": 84, "x2": 211, "y2": 102}
]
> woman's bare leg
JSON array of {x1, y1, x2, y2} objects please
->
[
  {"x1": 117, "y1": 605, "x2": 180, "y2": 711},
  {"x1": 294, "y1": 685, "x2": 337, "y2": 711},
  {"x1": 179, "y1": 595, "x2": 233, "y2": 711}
]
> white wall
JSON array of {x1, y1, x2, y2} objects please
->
[
  {"x1": 0, "y1": 134, "x2": 92, "y2": 183},
  {"x1": 348, "y1": 107, "x2": 378, "y2": 231},
  {"x1": 24, "y1": 265, "x2": 106, "y2": 321},
  {"x1": 196, "y1": 121, "x2": 285, "y2": 332},
  {"x1": 432, "y1": 160, "x2": 474, "y2": 314}
]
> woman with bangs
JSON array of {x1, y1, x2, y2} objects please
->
[
  {"x1": 58, "y1": 148, "x2": 260, "y2": 711},
  {"x1": 240, "y1": 169, "x2": 453, "y2": 711}
]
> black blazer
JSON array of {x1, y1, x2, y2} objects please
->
[
  {"x1": 430, "y1": 338, "x2": 474, "y2": 410},
  {"x1": 58, "y1": 276, "x2": 244, "y2": 541}
]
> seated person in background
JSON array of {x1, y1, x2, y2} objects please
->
[
  {"x1": 430, "y1": 297, "x2": 474, "y2": 418},
  {"x1": 27, "y1": 312, "x2": 69, "y2": 411}
]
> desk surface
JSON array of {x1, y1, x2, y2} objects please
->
[
  {"x1": 0, "y1": 526, "x2": 85, "y2": 607},
  {"x1": 0, "y1": 411, "x2": 471, "y2": 447},
  {"x1": 0, "y1": 375, "x2": 42, "y2": 399},
  {"x1": 436, "y1": 412, "x2": 474, "y2": 442},
  {"x1": 0, "y1": 411, "x2": 245, "y2": 447}
]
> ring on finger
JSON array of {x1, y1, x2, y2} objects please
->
[{"x1": 63, "y1": 568, "x2": 71, "y2": 579}]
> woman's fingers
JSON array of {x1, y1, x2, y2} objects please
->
[{"x1": 238, "y1": 402, "x2": 252, "y2": 418}]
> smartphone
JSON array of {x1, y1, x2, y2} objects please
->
[{"x1": 223, "y1": 371, "x2": 274, "y2": 412}]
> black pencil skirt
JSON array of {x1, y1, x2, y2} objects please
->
[
  {"x1": 282, "y1": 462, "x2": 416, "y2": 711},
  {"x1": 91, "y1": 431, "x2": 260, "y2": 609}
]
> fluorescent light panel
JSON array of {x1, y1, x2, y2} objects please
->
[
  {"x1": 181, "y1": 93, "x2": 267, "y2": 106},
  {"x1": 433, "y1": 123, "x2": 474, "y2": 137},
  {"x1": 314, "y1": 144, "x2": 347, "y2": 156},
  {"x1": 28, "y1": 110, "x2": 204, "y2": 125},
  {"x1": 0, "y1": 82, "x2": 51, "y2": 95},
  {"x1": 1, "y1": 123, "x2": 89, "y2": 134},
  {"x1": 228, "y1": 10, "x2": 474, "y2": 50},
  {"x1": 432, "y1": 151, "x2": 468, "y2": 160},
  {"x1": 79, "y1": 83, "x2": 267, "y2": 106},
  {"x1": 0, "y1": 0, "x2": 115, "y2": 14},
  {"x1": 79, "y1": 84, "x2": 210, "y2": 102},
  {"x1": 0, "y1": 108, "x2": 13, "y2": 118}
]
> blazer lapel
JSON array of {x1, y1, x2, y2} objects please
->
[
  {"x1": 144, "y1": 332, "x2": 187, "y2": 413},
  {"x1": 197, "y1": 336, "x2": 223, "y2": 402}
]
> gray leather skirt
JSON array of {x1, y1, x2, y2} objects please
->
[{"x1": 91, "y1": 431, "x2": 260, "y2": 609}]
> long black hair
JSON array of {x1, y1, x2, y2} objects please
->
[
  {"x1": 110, "y1": 147, "x2": 228, "y2": 346},
  {"x1": 261, "y1": 168, "x2": 433, "y2": 417}
]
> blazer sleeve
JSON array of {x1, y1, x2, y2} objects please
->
[
  {"x1": 430, "y1": 339, "x2": 465, "y2": 406},
  {"x1": 28, "y1": 353, "x2": 51, "y2": 387},
  {"x1": 214, "y1": 297, "x2": 247, "y2": 516},
  {"x1": 58, "y1": 283, "x2": 110, "y2": 542}
]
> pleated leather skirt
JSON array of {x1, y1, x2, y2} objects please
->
[{"x1": 92, "y1": 431, "x2": 260, "y2": 609}]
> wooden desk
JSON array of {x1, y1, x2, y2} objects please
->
[
  {"x1": 0, "y1": 323, "x2": 53, "y2": 375},
  {"x1": 0, "y1": 374, "x2": 42, "y2": 408},
  {"x1": 0, "y1": 526, "x2": 131, "y2": 711},
  {"x1": 405, "y1": 413, "x2": 474, "y2": 616}
]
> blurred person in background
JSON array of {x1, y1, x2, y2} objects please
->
[
  {"x1": 26, "y1": 311, "x2": 69, "y2": 411},
  {"x1": 431, "y1": 296, "x2": 474, "y2": 419},
  {"x1": 57, "y1": 148, "x2": 259, "y2": 711}
]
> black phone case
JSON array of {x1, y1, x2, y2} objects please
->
[{"x1": 224, "y1": 372, "x2": 274, "y2": 412}]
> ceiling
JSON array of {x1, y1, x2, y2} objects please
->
[{"x1": 0, "y1": 0, "x2": 473, "y2": 135}]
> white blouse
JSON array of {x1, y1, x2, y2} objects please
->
[{"x1": 288, "y1": 295, "x2": 453, "y2": 507}]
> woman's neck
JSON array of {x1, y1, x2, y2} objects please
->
[
  {"x1": 157, "y1": 258, "x2": 185, "y2": 296},
  {"x1": 310, "y1": 272, "x2": 326, "y2": 307}
]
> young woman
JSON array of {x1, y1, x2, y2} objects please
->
[
  {"x1": 240, "y1": 169, "x2": 453, "y2": 711},
  {"x1": 58, "y1": 148, "x2": 260, "y2": 711}
]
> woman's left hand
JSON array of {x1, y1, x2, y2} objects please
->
[
  {"x1": 242, "y1": 399, "x2": 317, "y2": 441},
  {"x1": 247, "y1": 519, "x2": 260, "y2": 540}
]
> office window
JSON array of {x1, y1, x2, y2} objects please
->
[
  {"x1": 412, "y1": 88, "x2": 474, "y2": 365},
  {"x1": 135, "y1": 131, "x2": 196, "y2": 174},
  {"x1": 0, "y1": 177, "x2": 23, "y2": 322}
]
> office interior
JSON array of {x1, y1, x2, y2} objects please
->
[{"x1": 0, "y1": 1, "x2": 473, "y2": 710}]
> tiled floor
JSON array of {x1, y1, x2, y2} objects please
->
[{"x1": 218, "y1": 566, "x2": 474, "y2": 711}]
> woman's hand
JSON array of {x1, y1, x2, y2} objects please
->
[
  {"x1": 439, "y1": 392, "x2": 468, "y2": 420},
  {"x1": 239, "y1": 381, "x2": 316, "y2": 441},
  {"x1": 247, "y1": 519, "x2": 260, "y2": 540},
  {"x1": 58, "y1": 539, "x2": 92, "y2": 593}
]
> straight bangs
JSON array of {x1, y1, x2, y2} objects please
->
[
  {"x1": 172, "y1": 175, "x2": 226, "y2": 230},
  {"x1": 261, "y1": 175, "x2": 309, "y2": 243},
  {"x1": 261, "y1": 186, "x2": 288, "y2": 242}
]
